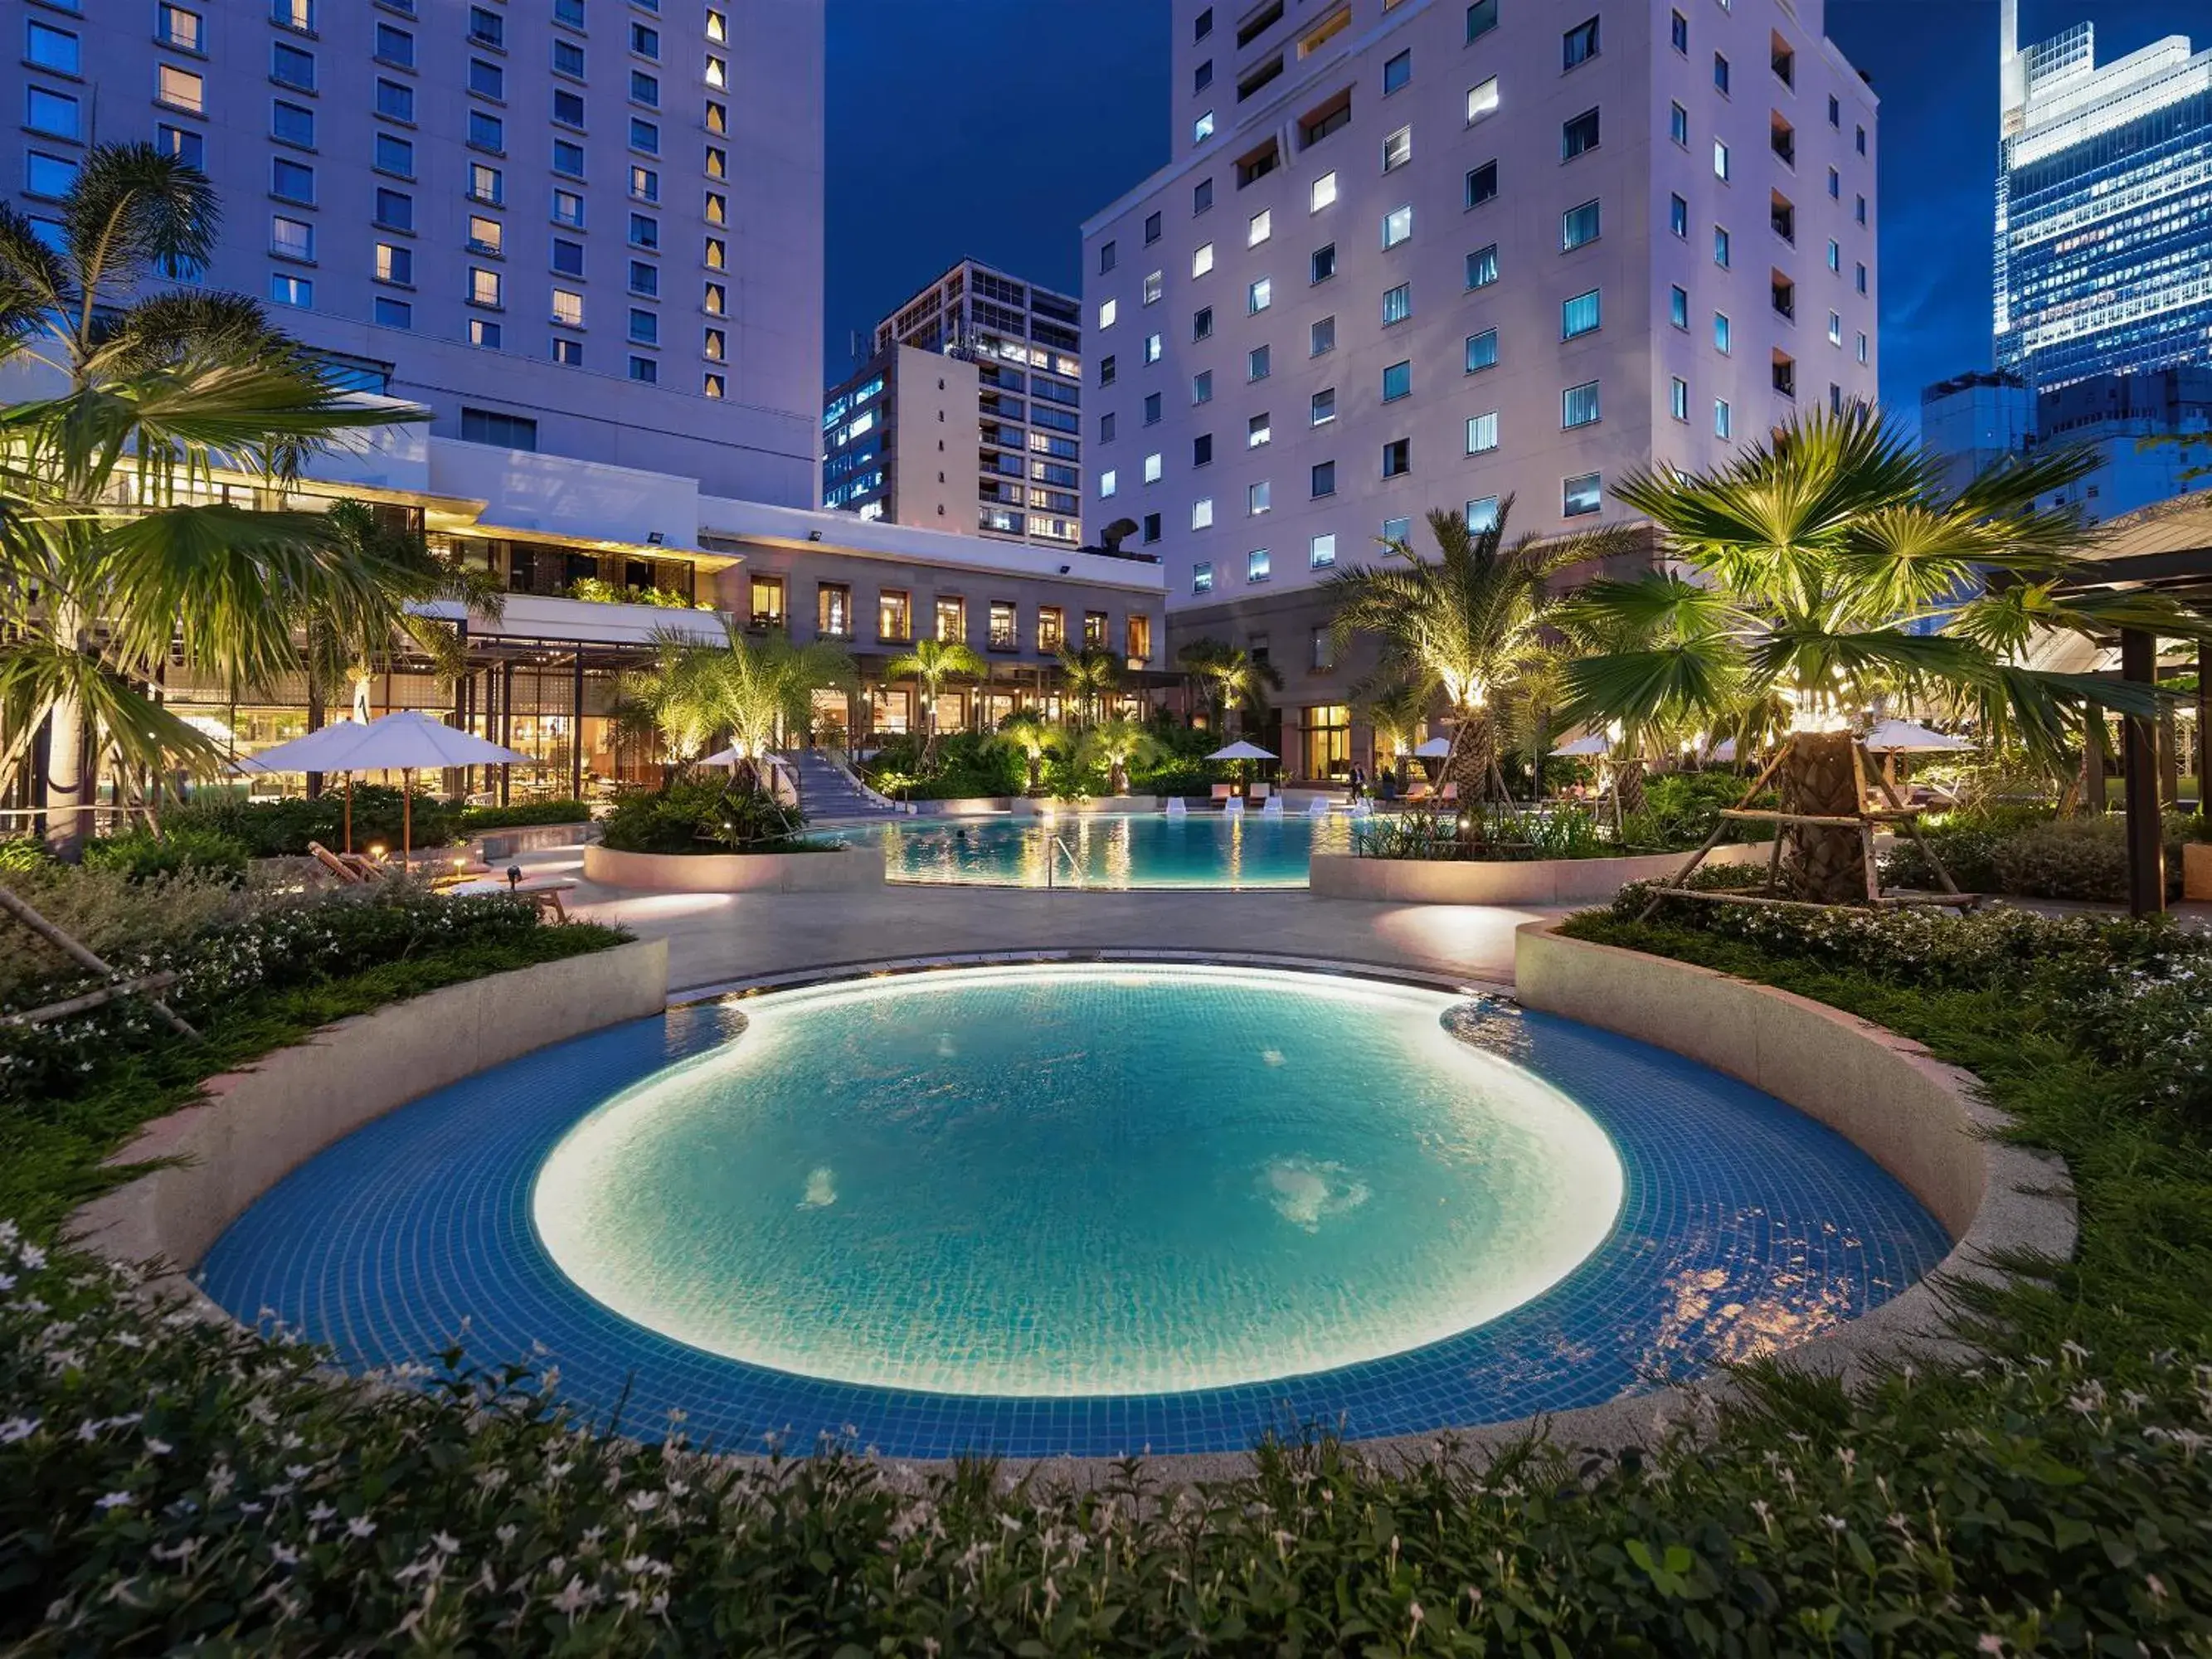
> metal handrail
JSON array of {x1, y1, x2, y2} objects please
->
[{"x1": 1046, "y1": 833, "x2": 1082, "y2": 889}]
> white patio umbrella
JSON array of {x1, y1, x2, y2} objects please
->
[
  {"x1": 1205, "y1": 740, "x2": 1276, "y2": 761},
  {"x1": 1707, "y1": 737, "x2": 1739, "y2": 763},
  {"x1": 1411, "y1": 736, "x2": 1455, "y2": 759},
  {"x1": 231, "y1": 710, "x2": 527, "y2": 859},
  {"x1": 1552, "y1": 732, "x2": 1610, "y2": 757},
  {"x1": 1862, "y1": 718, "x2": 1976, "y2": 753}
]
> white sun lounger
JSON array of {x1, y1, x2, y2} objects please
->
[
  {"x1": 1262, "y1": 795, "x2": 1285, "y2": 817},
  {"x1": 1307, "y1": 795, "x2": 1332, "y2": 816},
  {"x1": 1223, "y1": 795, "x2": 1247, "y2": 816},
  {"x1": 1164, "y1": 796, "x2": 1189, "y2": 817}
]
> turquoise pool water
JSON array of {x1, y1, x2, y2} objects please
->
[
  {"x1": 532, "y1": 965, "x2": 1622, "y2": 1396},
  {"x1": 822, "y1": 810, "x2": 1352, "y2": 887}
]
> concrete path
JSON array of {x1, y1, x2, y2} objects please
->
[{"x1": 514, "y1": 849, "x2": 1559, "y2": 993}]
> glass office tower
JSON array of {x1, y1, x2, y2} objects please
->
[{"x1": 1996, "y1": 1, "x2": 2212, "y2": 393}]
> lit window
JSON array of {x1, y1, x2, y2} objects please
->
[
  {"x1": 1310, "y1": 171, "x2": 1337, "y2": 212},
  {"x1": 469, "y1": 163, "x2": 503, "y2": 206},
  {"x1": 1382, "y1": 204, "x2": 1412, "y2": 248},
  {"x1": 1193, "y1": 562, "x2": 1214, "y2": 594},
  {"x1": 1562, "y1": 381, "x2": 1600, "y2": 428},
  {"x1": 1100, "y1": 469, "x2": 1118, "y2": 499},
  {"x1": 269, "y1": 273, "x2": 312, "y2": 308},
  {"x1": 1714, "y1": 313, "x2": 1732, "y2": 354},
  {"x1": 1310, "y1": 387, "x2": 1336, "y2": 426},
  {"x1": 1247, "y1": 547, "x2": 1271, "y2": 581},
  {"x1": 1145, "y1": 452, "x2": 1164, "y2": 484},
  {"x1": 1310, "y1": 533, "x2": 1336, "y2": 568},
  {"x1": 1192, "y1": 498, "x2": 1214, "y2": 529},
  {"x1": 470, "y1": 268, "x2": 502, "y2": 308},
  {"x1": 1563, "y1": 473, "x2": 1602, "y2": 517},
  {"x1": 1466, "y1": 496, "x2": 1500, "y2": 533},
  {"x1": 1143, "y1": 269, "x2": 1164, "y2": 305},
  {"x1": 270, "y1": 216, "x2": 314, "y2": 260},
  {"x1": 1097, "y1": 298, "x2": 1117, "y2": 328},
  {"x1": 1194, "y1": 109, "x2": 1215, "y2": 143},
  {"x1": 1248, "y1": 481, "x2": 1271, "y2": 515},
  {"x1": 1670, "y1": 377, "x2": 1689, "y2": 421},
  {"x1": 1382, "y1": 359, "x2": 1411, "y2": 401},
  {"x1": 158, "y1": 66, "x2": 205, "y2": 114},
  {"x1": 1382, "y1": 126, "x2": 1412, "y2": 172},
  {"x1": 1248, "y1": 411, "x2": 1272, "y2": 448},
  {"x1": 1144, "y1": 332, "x2": 1163, "y2": 364},
  {"x1": 1381, "y1": 283, "x2": 1411, "y2": 325},
  {"x1": 1248, "y1": 208, "x2": 1271, "y2": 246},
  {"x1": 1714, "y1": 139, "x2": 1730, "y2": 181},
  {"x1": 1193, "y1": 242, "x2": 1214, "y2": 276},
  {"x1": 1247, "y1": 275, "x2": 1271, "y2": 313},
  {"x1": 1828, "y1": 310, "x2": 1843, "y2": 346},
  {"x1": 1714, "y1": 399, "x2": 1733, "y2": 439},
  {"x1": 1562, "y1": 289, "x2": 1600, "y2": 339},
  {"x1": 1465, "y1": 412, "x2": 1498, "y2": 454},
  {"x1": 158, "y1": 6, "x2": 202, "y2": 51},
  {"x1": 552, "y1": 288, "x2": 584, "y2": 326},
  {"x1": 1466, "y1": 243, "x2": 1499, "y2": 289},
  {"x1": 704, "y1": 373, "x2": 725, "y2": 398},
  {"x1": 1464, "y1": 328, "x2": 1497, "y2": 372},
  {"x1": 1466, "y1": 77, "x2": 1499, "y2": 123},
  {"x1": 468, "y1": 216, "x2": 503, "y2": 255}
]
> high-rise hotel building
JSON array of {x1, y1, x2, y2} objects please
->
[
  {"x1": 12, "y1": 0, "x2": 824, "y2": 504},
  {"x1": 823, "y1": 260, "x2": 1087, "y2": 550},
  {"x1": 1995, "y1": 1, "x2": 2212, "y2": 395},
  {"x1": 1081, "y1": 0, "x2": 1878, "y2": 776}
]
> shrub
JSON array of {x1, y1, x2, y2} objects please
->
[
  {"x1": 598, "y1": 779, "x2": 816, "y2": 854},
  {"x1": 861, "y1": 732, "x2": 1023, "y2": 801},
  {"x1": 80, "y1": 826, "x2": 251, "y2": 886},
  {"x1": 1616, "y1": 770, "x2": 1773, "y2": 852},
  {"x1": 0, "y1": 835, "x2": 51, "y2": 873},
  {"x1": 457, "y1": 798, "x2": 594, "y2": 831},
  {"x1": 1881, "y1": 810, "x2": 2191, "y2": 900},
  {"x1": 0, "y1": 863, "x2": 256, "y2": 1005},
  {"x1": 165, "y1": 786, "x2": 461, "y2": 857},
  {"x1": 1353, "y1": 804, "x2": 1615, "y2": 862}
]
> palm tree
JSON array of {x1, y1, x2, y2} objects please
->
[
  {"x1": 0, "y1": 145, "x2": 420, "y2": 854},
  {"x1": 1191, "y1": 645, "x2": 1282, "y2": 740},
  {"x1": 1326, "y1": 499, "x2": 1627, "y2": 804},
  {"x1": 883, "y1": 636, "x2": 984, "y2": 768},
  {"x1": 1055, "y1": 643, "x2": 1121, "y2": 728},
  {"x1": 617, "y1": 623, "x2": 857, "y2": 771},
  {"x1": 1359, "y1": 680, "x2": 1429, "y2": 791},
  {"x1": 989, "y1": 710, "x2": 1063, "y2": 795},
  {"x1": 1077, "y1": 718, "x2": 1161, "y2": 795},
  {"x1": 1558, "y1": 406, "x2": 2193, "y2": 901}
]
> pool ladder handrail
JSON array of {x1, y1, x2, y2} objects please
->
[{"x1": 1046, "y1": 832, "x2": 1082, "y2": 889}]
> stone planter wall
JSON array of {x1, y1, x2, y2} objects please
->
[
  {"x1": 1310, "y1": 840, "x2": 1772, "y2": 906},
  {"x1": 2184, "y1": 840, "x2": 2212, "y2": 902},
  {"x1": 70, "y1": 939, "x2": 671, "y2": 1285},
  {"x1": 581, "y1": 840, "x2": 885, "y2": 892},
  {"x1": 476, "y1": 822, "x2": 599, "y2": 860}
]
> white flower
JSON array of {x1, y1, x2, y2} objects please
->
[
  {"x1": 550, "y1": 1575, "x2": 592, "y2": 1618},
  {"x1": 0, "y1": 1418, "x2": 38, "y2": 1444},
  {"x1": 345, "y1": 1515, "x2": 377, "y2": 1540},
  {"x1": 95, "y1": 1491, "x2": 134, "y2": 1511}
]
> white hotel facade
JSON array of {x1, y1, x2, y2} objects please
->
[{"x1": 1082, "y1": 0, "x2": 1879, "y2": 778}]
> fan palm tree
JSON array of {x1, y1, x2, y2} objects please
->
[
  {"x1": 1326, "y1": 499, "x2": 1628, "y2": 803},
  {"x1": 1557, "y1": 406, "x2": 2197, "y2": 901},
  {"x1": 616, "y1": 623, "x2": 857, "y2": 771},
  {"x1": 1055, "y1": 642, "x2": 1121, "y2": 728},
  {"x1": 1077, "y1": 718, "x2": 1162, "y2": 795},
  {"x1": 883, "y1": 636, "x2": 984, "y2": 768},
  {"x1": 0, "y1": 144, "x2": 422, "y2": 854},
  {"x1": 989, "y1": 710, "x2": 1064, "y2": 795}
]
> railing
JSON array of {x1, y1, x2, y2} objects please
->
[{"x1": 1046, "y1": 834, "x2": 1082, "y2": 889}]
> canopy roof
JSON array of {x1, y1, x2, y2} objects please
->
[{"x1": 231, "y1": 710, "x2": 528, "y2": 774}]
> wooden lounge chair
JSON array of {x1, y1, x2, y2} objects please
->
[
  {"x1": 306, "y1": 841, "x2": 382, "y2": 884},
  {"x1": 445, "y1": 875, "x2": 578, "y2": 922}
]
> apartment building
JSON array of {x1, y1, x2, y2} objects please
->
[
  {"x1": 824, "y1": 260, "x2": 1087, "y2": 549},
  {"x1": 12, "y1": 0, "x2": 824, "y2": 504},
  {"x1": 1996, "y1": 1, "x2": 2212, "y2": 394},
  {"x1": 1081, "y1": 0, "x2": 1879, "y2": 778}
]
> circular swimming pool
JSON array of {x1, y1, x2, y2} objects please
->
[
  {"x1": 201, "y1": 964, "x2": 1950, "y2": 1459},
  {"x1": 821, "y1": 811, "x2": 1351, "y2": 887}
]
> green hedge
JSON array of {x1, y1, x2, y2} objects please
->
[
  {"x1": 164, "y1": 786, "x2": 463, "y2": 856},
  {"x1": 457, "y1": 799, "x2": 595, "y2": 831}
]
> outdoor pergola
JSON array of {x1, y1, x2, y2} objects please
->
[{"x1": 2044, "y1": 497, "x2": 2212, "y2": 917}]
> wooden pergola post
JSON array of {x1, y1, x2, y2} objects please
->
[
  {"x1": 2197, "y1": 640, "x2": 2210, "y2": 815},
  {"x1": 2120, "y1": 627, "x2": 2165, "y2": 917}
]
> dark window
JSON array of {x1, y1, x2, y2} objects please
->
[
  {"x1": 1465, "y1": 162, "x2": 1498, "y2": 208},
  {"x1": 1466, "y1": 0, "x2": 1498, "y2": 41},
  {"x1": 271, "y1": 100, "x2": 315, "y2": 148},
  {"x1": 375, "y1": 23, "x2": 413, "y2": 66},
  {"x1": 1195, "y1": 6, "x2": 1213, "y2": 41},
  {"x1": 460, "y1": 407, "x2": 538, "y2": 450},
  {"x1": 272, "y1": 41, "x2": 316, "y2": 89},
  {"x1": 1310, "y1": 242, "x2": 1336, "y2": 283},
  {"x1": 1563, "y1": 17, "x2": 1599, "y2": 68},
  {"x1": 553, "y1": 89, "x2": 585, "y2": 127},
  {"x1": 1145, "y1": 211, "x2": 1162, "y2": 244},
  {"x1": 376, "y1": 79, "x2": 415, "y2": 121},
  {"x1": 469, "y1": 59, "x2": 504, "y2": 99},
  {"x1": 270, "y1": 158, "x2": 314, "y2": 202},
  {"x1": 373, "y1": 188, "x2": 413, "y2": 231},
  {"x1": 1100, "y1": 239, "x2": 1116, "y2": 274},
  {"x1": 1193, "y1": 177, "x2": 1213, "y2": 214},
  {"x1": 1562, "y1": 108, "x2": 1600, "y2": 159},
  {"x1": 1194, "y1": 432, "x2": 1213, "y2": 466},
  {"x1": 1144, "y1": 392, "x2": 1162, "y2": 425},
  {"x1": 469, "y1": 6, "x2": 504, "y2": 46},
  {"x1": 1670, "y1": 10, "x2": 1688, "y2": 51},
  {"x1": 1381, "y1": 438, "x2": 1410, "y2": 478},
  {"x1": 1311, "y1": 460, "x2": 1336, "y2": 498}
]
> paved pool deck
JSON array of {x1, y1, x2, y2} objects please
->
[{"x1": 513, "y1": 849, "x2": 1561, "y2": 994}]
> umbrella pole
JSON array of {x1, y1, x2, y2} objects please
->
[
  {"x1": 343, "y1": 774, "x2": 353, "y2": 856},
  {"x1": 402, "y1": 768, "x2": 413, "y2": 864}
]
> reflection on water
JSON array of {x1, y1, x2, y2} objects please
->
[{"x1": 828, "y1": 811, "x2": 1354, "y2": 888}]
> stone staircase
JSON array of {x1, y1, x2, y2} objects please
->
[{"x1": 780, "y1": 748, "x2": 907, "y2": 822}]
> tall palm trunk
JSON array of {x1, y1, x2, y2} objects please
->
[
  {"x1": 42, "y1": 598, "x2": 91, "y2": 858},
  {"x1": 1612, "y1": 756, "x2": 1648, "y2": 820},
  {"x1": 1778, "y1": 729, "x2": 1865, "y2": 902},
  {"x1": 1442, "y1": 707, "x2": 1495, "y2": 800}
]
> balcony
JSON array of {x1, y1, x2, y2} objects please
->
[
  {"x1": 1771, "y1": 271, "x2": 1796, "y2": 321},
  {"x1": 1772, "y1": 352, "x2": 1797, "y2": 400},
  {"x1": 1769, "y1": 192, "x2": 1796, "y2": 245}
]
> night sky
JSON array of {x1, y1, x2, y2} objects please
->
[{"x1": 824, "y1": 1, "x2": 2206, "y2": 427}]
